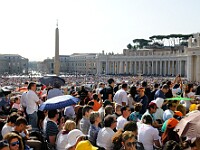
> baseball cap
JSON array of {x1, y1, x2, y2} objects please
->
[
  {"x1": 75, "y1": 140, "x2": 98, "y2": 150},
  {"x1": 149, "y1": 101, "x2": 158, "y2": 108},
  {"x1": 174, "y1": 111, "x2": 183, "y2": 117},
  {"x1": 65, "y1": 129, "x2": 85, "y2": 149},
  {"x1": 167, "y1": 118, "x2": 179, "y2": 128}
]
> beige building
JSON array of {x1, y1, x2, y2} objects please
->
[
  {"x1": 42, "y1": 33, "x2": 200, "y2": 81},
  {"x1": 0, "y1": 54, "x2": 28, "y2": 75}
]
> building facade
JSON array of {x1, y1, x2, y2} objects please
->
[
  {"x1": 42, "y1": 33, "x2": 200, "y2": 81},
  {"x1": 0, "y1": 54, "x2": 28, "y2": 75}
]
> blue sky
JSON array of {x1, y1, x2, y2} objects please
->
[{"x1": 0, "y1": 0, "x2": 199, "y2": 61}]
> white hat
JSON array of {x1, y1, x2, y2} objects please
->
[
  {"x1": 154, "y1": 98, "x2": 164, "y2": 108},
  {"x1": 65, "y1": 129, "x2": 85, "y2": 149}
]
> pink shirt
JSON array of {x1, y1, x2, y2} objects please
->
[{"x1": 12, "y1": 103, "x2": 23, "y2": 111}]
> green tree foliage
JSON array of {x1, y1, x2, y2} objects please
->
[
  {"x1": 132, "y1": 39, "x2": 151, "y2": 49},
  {"x1": 127, "y1": 34, "x2": 193, "y2": 49},
  {"x1": 127, "y1": 43, "x2": 133, "y2": 49}
]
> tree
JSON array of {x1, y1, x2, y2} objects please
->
[
  {"x1": 132, "y1": 39, "x2": 151, "y2": 49},
  {"x1": 127, "y1": 43, "x2": 133, "y2": 49}
]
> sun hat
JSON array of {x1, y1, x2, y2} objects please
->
[
  {"x1": 65, "y1": 129, "x2": 85, "y2": 149},
  {"x1": 189, "y1": 104, "x2": 197, "y2": 112},
  {"x1": 155, "y1": 98, "x2": 164, "y2": 108},
  {"x1": 167, "y1": 118, "x2": 179, "y2": 129},
  {"x1": 75, "y1": 140, "x2": 98, "y2": 150}
]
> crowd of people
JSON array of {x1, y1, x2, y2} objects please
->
[{"x1": 0, "y1": 74, "x2": 200, "y2": 150}]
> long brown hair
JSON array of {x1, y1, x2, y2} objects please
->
[{"x1": 4, "y1": 132, "x2": 24, "y2": 150}]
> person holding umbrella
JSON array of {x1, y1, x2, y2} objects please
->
[{"x1": 47, "y1": 82, "x2": 63, "y2": 99}]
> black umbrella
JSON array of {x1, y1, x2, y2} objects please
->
[
  {"x1": 2, "y1": 86, "x2": 16, "y2": 91},
  {"x1": 0, "y1": 88, "x2": 11, "y2": 97},
  {"x1": 39, "y1": 76, "x2": 65, "y2": 86}
]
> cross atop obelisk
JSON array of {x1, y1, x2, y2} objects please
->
[{"x1": 54, "y1": 20, "x2": 60, "y2": 76}]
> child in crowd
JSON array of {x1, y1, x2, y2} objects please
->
[
  {"x1": 129, "y1": 103, "x2": 142, "y2": 122},
  {"x1": 12, "y1": 97, "x2": 24, "y2": 115}
]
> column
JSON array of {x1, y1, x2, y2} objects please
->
[
  {"x1": 168, "y1": 61, "x2": 170, "y2": 76},
  {"x1": 187, "y1": 56, "x2": 193, "y2": 81},
  {"x1": 151, "y1": 61, "x2": 154, "y2": 75},
  {"x1": 139, "y1": 61, "x2": 141, "y2": 74},
  {"x1": 114, "y1": 61, "x2": 116, "y2": 74},
  {"x1": 184, "y1": 61, "x2": 187, "y2": 77},
  {"x1": 116, "y1": 61, "x2": 119, "y2": 74},
  {"x1": 125, "y1": 61, "x2": 129, "y2": 74},
  {"x1": 176, "y1": 60, "x2": 179, "y2": 75},
  {"x1": 172, "y1": 61, "x2": 174, "y2": 76},
  {"x1": 180, "y1": 60, "x2": 182, "y2": 76},
  {"x1": 143, "y1": 61, "x2": 145, "y2": 74},
  {"x1": 147, "y1": 61, "x2": 150, "y2": 75},
  {"x1": 105, "y1": 61, "x2": 109, "y2": 74},
  {"x1": 156, "y1": 61, "x2": 158, "y2": 75},
  {"x1": 160, "y1": 60, "x2": 162, "y2": 76},
  {"x1": 112, "y1": 61, "x2": 115, "y2": 74},
  {"x1": 164, "y1": 61, "x2": 167, "y2": 76},
  {"x1": 96, "y1": 60, "x2": 100, "y2": 74},
  {"x1": 129, "y1": 61, "x2": 133, "y2": 74},
  {"x1": 134, "y1": 61, "x2": 137, "y2": 75},
  {"x1": 119, "y1": 61, "x2": 123, "y2": 74},
  {"x1": 196, "y1": 56, "x2": 200, "y2": 81}
]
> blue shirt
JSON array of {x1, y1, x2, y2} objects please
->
[
  {"x1": 129, "y1": 112, "x2": 141, "y2": 122},
  {"x1": 88, "y1": 124, "x2": 101, "y2": 146},
  {"x1": 47, "y1": 88, "x2": 63, "y2": 99},
  {"x1": 80, "y1": 117, "x2": 91, "y2": 135},
  {"x1": 154, "y1": 89, "x2": 166, "y2": 99}
]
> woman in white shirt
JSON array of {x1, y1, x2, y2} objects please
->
[
  {"x1": 183, "y1": 84, "x2": 196, "y2": 111},
  {"x1": 56, "y1": 120, "x2": 76, "y2": 150},
  {"x1": 127, "y1": 86, "x2": 137, "y2": 110}
]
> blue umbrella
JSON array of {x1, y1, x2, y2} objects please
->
[{"x1": 39, "y1": 95, "x2": 80, "y2": 111}]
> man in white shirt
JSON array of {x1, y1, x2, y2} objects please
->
[
  {"x1": 20, "y1": 81, "x2": 29, "y2": 109},
  {"x1": 97, "y1": 115, "x2": 116, "y2": 150},
  {"x1": 26, "y1": 82, "x2": 40, "y2": 129},
  {"x1": 1, "y1": 112, "x2": 19, "y2": 137},
  {"x1": 113, "y1": 83, "x2": 128, "y2": 106},
  {"x1": 116, "y1": 106, "x2": 131, "y2": 130},
  {"x1": 138, "y1": 115, "x2": 161, "y2": 150},
  {"x1": 21, "y1": 92, "x2": 27, "y2": 109}
]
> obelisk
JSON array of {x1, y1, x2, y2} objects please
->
[{"x1": 54, "y1": 21, "x2": 60, "y2": 76}]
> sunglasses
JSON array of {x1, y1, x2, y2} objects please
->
[
  {"x1": 126, "y1": 141, "x2": 136, "y2": 147},
  {"x1": 10, "y1": 141, "x2": 20, "y2": 147}
]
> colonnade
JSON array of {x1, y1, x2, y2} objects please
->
[{"x1": 97, "y1": 59, "x2": 187, "y2": 77}]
